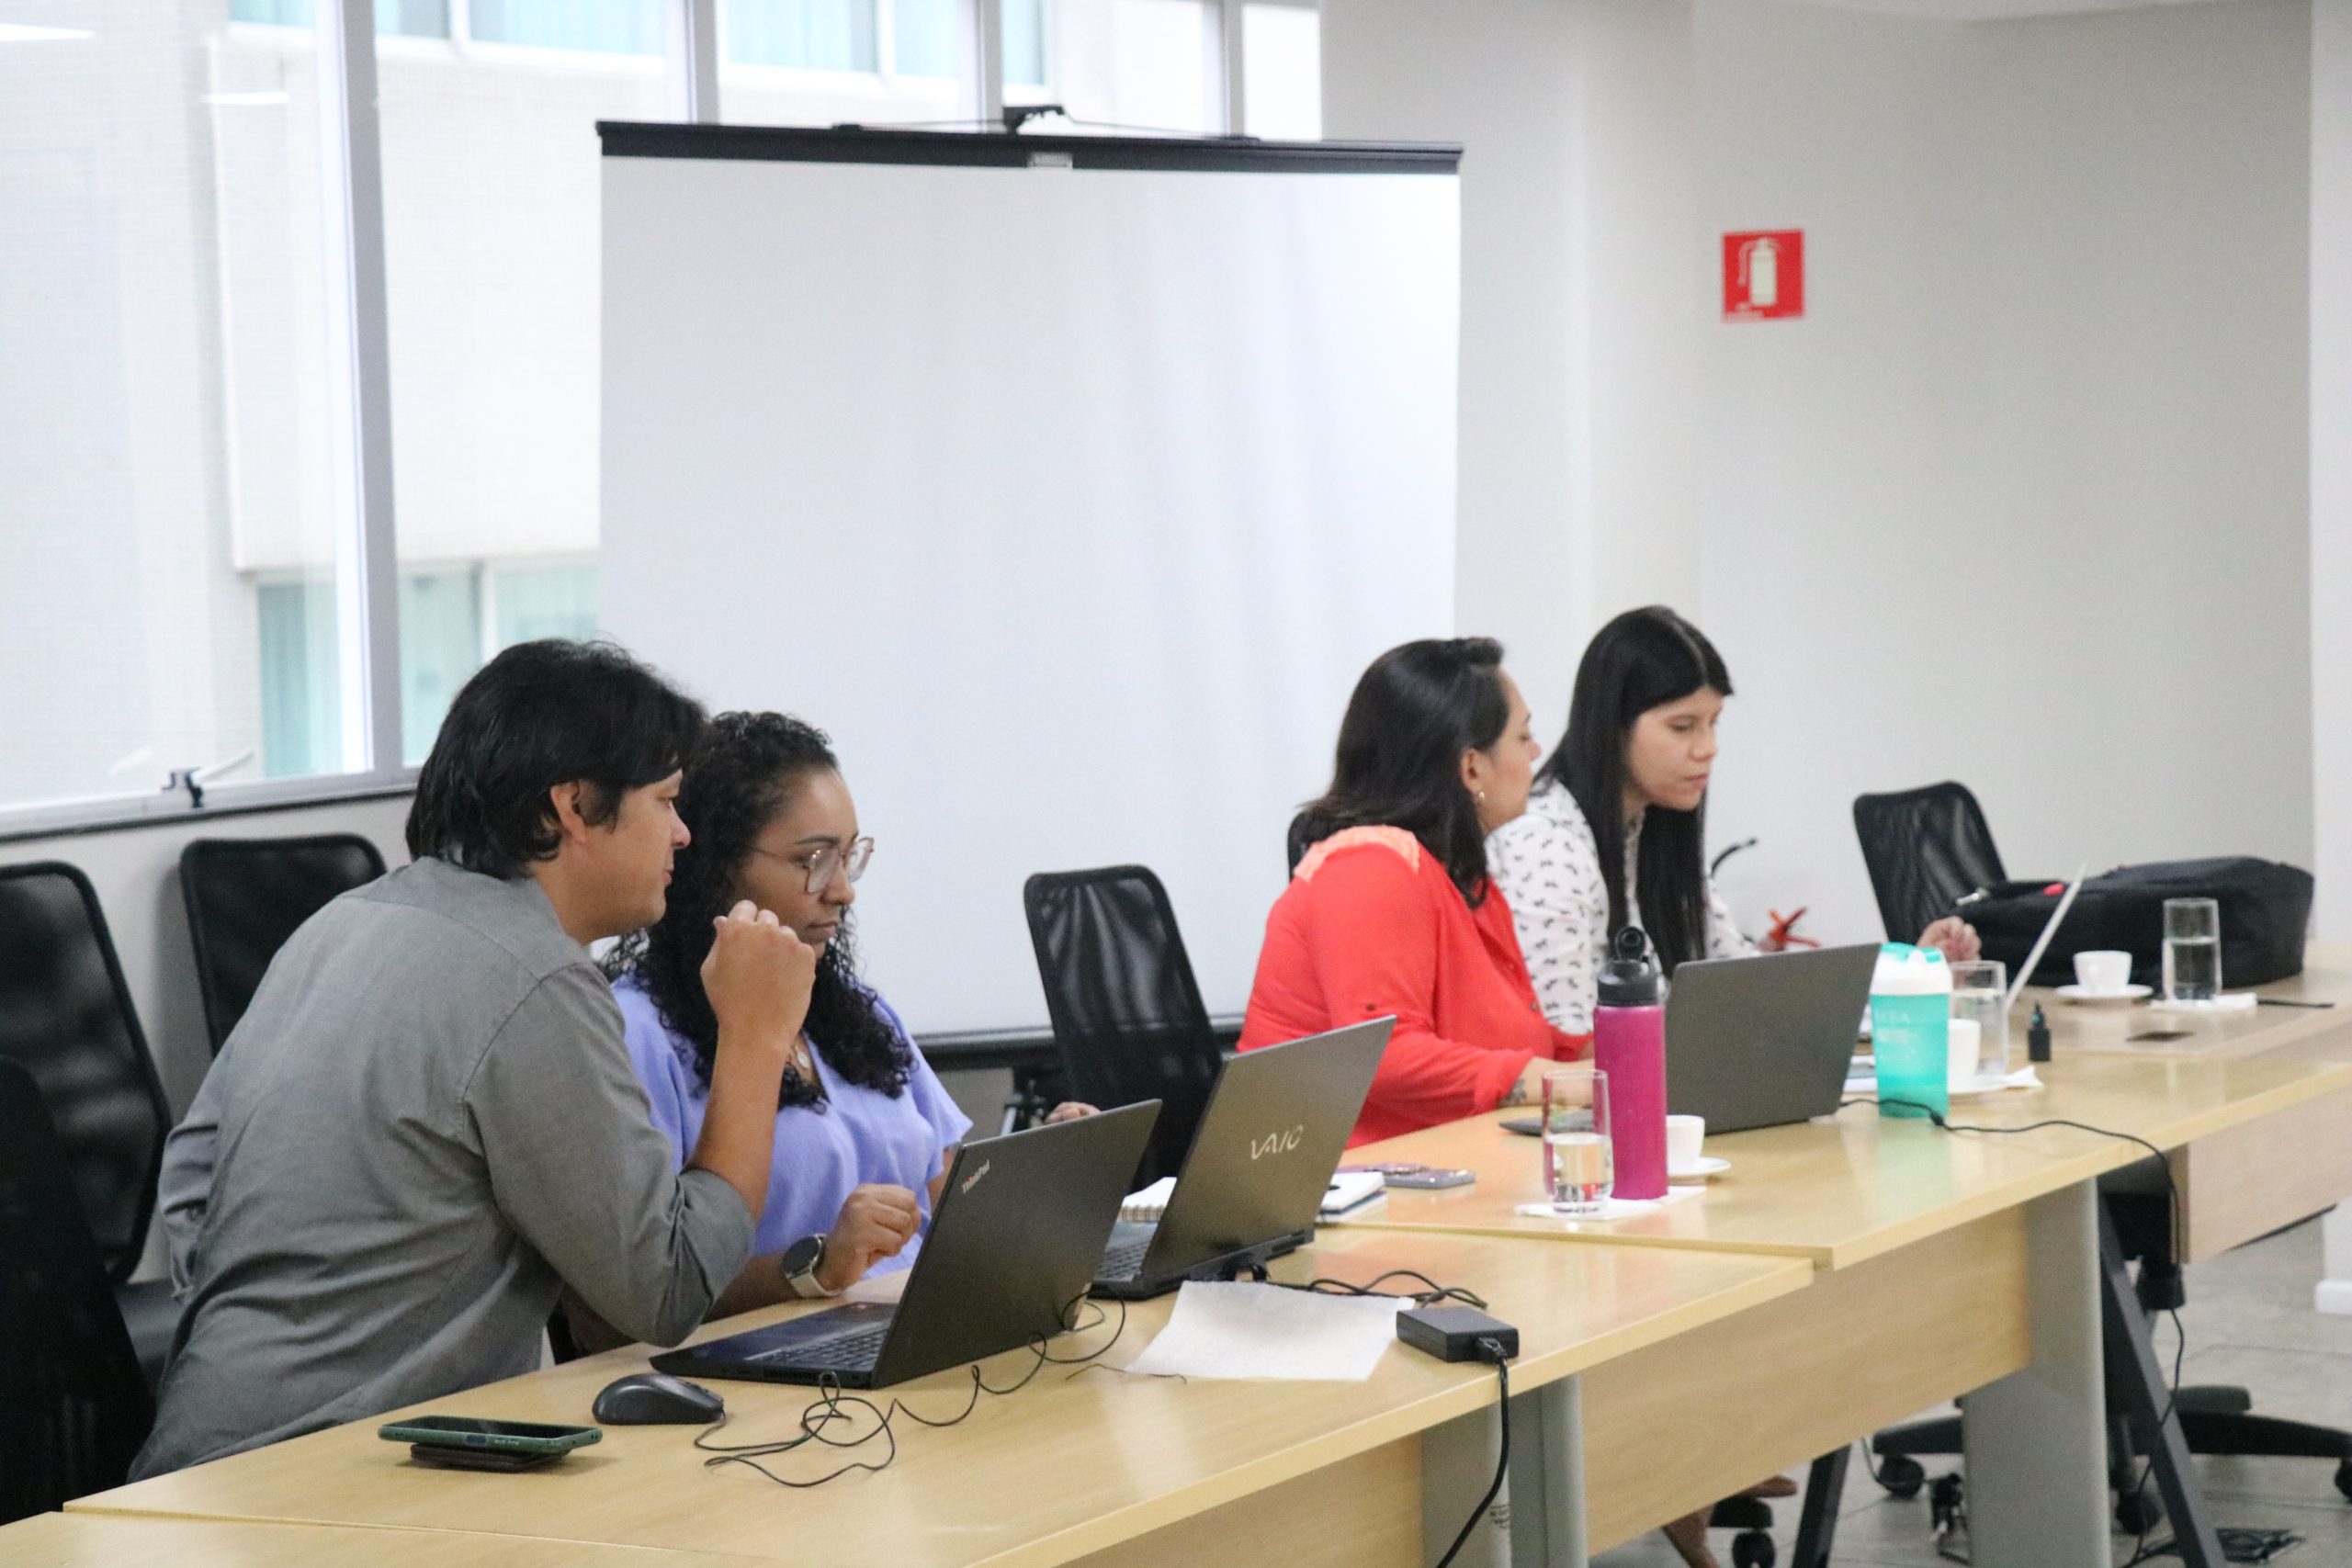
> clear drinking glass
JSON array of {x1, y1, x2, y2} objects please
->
[
  {"x1": 2164, "y1": 897, "x2": 2222, "y2": 1002},
  {"x1": 1949, "y1": 959, "x2": 2010, "y2": 1079},
  {"x1": 1542, "y1": 1066, "x2": 1612, "y2": 1214}
]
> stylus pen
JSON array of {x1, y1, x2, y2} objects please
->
[{"x1": 2256, "y1": 998, "x2": 2336, "y2": 1010}]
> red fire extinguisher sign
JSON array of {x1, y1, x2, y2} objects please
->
[{"x1": 1723, "y1": 230, "x2": 1804, "y2": 321}]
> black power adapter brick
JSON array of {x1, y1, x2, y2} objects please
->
[{"x1": 1397, "y1": 1304, "x2": 1518, "y2": 1362}]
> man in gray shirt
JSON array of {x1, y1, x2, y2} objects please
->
[{"x1": 135, "y1": 640, "x2": 815, "y2": 1477}]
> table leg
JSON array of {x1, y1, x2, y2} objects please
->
[
  {"x1": 2316, "y1": 1203, "x2": 2352, "y2": 1317},
  {"x1": 1961, "y1": 1179, "x2": 2110, "y2": 1566},
  {"x1": 1420, "y1": 1373, "x2": 1587, "y2": 1568},
  {"x1": 2098, "y1": 1201, "x2": 2224, "y2": 1568}
]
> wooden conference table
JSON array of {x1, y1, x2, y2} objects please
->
[
  {"x1": 64, "y1": 1226, "x2": 1805, "y2": 1568},
  {"x1": 0, "y1": 1509, "x2": 766, "y2": 1568},
  {"x1": 1337, "y1": 986, "x2": 2352, "y2": 1566},
  {"x1": 47, "y1": 962, "x2": 2352, "y2": 1568}
]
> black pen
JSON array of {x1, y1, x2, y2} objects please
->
[{"x1": 2256, "y1": 998, "x2": 2335, "y2": 1010}]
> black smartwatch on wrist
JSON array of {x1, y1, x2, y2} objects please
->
[{"x1": 781, "y1": 1233, "x2": 832, "y2": 1299}]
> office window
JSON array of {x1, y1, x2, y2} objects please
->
[
  {"x1": 722, "y1": 0, "x2": 958, "y2": 124},
  {"x1": 726, "y1": 0, "x2": 878, "y2": 72},
  {"x1": 231, "y1": 0, "x2": 452, "y2": 37},
  {"x1": 0, "y1": 5, "x2": 362, "y2": 814},
  {"x1": 470, "y1": 0, "x2": 662, "y2": 53},
  {"x1": 1011, "y1": 0, "x2": 1209, "y2": 135},
  {"x1": 1243, "y1": 4, "x2": 1317, "y2": 139},
  {"x1": 371, "y1": 14, "x2": 656, "y2": 762}
]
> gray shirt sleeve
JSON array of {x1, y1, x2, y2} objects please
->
[
  {"x1": 158, "y1": 1066, "x2": 223, "y2": 1299},
  {"x1": 467, "y1": 965, "x2": 756, "y2": 1347}
]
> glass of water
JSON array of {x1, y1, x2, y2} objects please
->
[
  {"x1": 1543, "y1": 1066, "x2": 1612, "y2": 1214},
  {"x1": 1949, "y1": 959, "x2": 2010, "y2": 1080},
  {"x1": 2165, "y1": 897, "x2": 2222, "y2": 1002}
]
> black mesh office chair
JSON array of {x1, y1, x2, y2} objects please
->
[
  {"x1": 1851, "y1": 783, "x2": 2007, "y2": 942},
  {"x1": 0, "y1": 1058, "x2": 156, "y2": 1522},
  {"x1": 1022, "y1": 866, "x2": 1223, "y2": 1188},
  {"x1": 181, "y1": 833, "x2": 387, "y2": 1055},
  {"x1": 0, "y1": 861, "x2": 181, "y2": 1390}
]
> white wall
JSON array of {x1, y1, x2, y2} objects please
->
[
  {"x1": 1328, "y1": 0, "x2": 2316, "y2": 949},
  {"x1": 1697, "y1": 0, "x2": 2312, "y2": 943},
  {"x1": 1319, "y1": 0, "x2": 1702, "y2": 735},
  {"x1": 2313, "y1": 0, "x2": 2352, "y2": 939}
]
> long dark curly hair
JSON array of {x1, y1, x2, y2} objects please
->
[{"x1": 606, "y1": 711, "x2": 911, "y2": 1109}]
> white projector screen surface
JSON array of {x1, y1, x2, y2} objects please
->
[{"x1": 602, "y1": 134, "x2": 1460, "y2": 1036}]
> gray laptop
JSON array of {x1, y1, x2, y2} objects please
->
[
  {"x1": 652, "y1": 1100, "x2": 1158, "y2": 1390},
  {"x1": 1091, "y1": 1017, "x2": 1393, "y2": 1301},
  {"x1": 1664, "y1": 943, "x2": 1880, "y2": 1134}
]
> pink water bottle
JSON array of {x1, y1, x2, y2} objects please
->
[{"x1": 1593, "y1": 928, "x2": 1668, "y2": 1201}]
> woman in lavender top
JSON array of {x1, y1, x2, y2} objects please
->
[{"x1": 601, "y1": 711, "x2": 1087, "y2": 1317}]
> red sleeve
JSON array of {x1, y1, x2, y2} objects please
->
[{"x1": 1298, "y1": 846, "x2": 1533, "y2": 1125}]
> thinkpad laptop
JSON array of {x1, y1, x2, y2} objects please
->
[
  {"x1": 1665, "y1": 943, "x2": 1879, "y2": 1134},
  {"x1": 653, "y1": 1100, "x2": 1158, "y2": 1390},
  {"x1": 1092, "y1": 1017, "x2": 1391, "y2": 1301}
]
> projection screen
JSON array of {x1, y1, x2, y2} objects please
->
[{"x1": 600, "y1": 124, "x2": 1461, "y2": 1037}]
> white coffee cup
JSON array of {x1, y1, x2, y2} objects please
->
[
  {"x1": 2074, "y1": 950, "x2": 2133, "y2": 995},
  {"x1": 1946, "y1": 1017, "x2": 1982, "y2": 1088},
  {"x1": 1665, "y1": 1114, "x2": 1707, "y2": 1175}
]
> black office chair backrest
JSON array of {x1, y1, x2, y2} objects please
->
[
  {"x1": 1022, "y1": 866, "x2": 1223, "y2": 1186},
  {"x1": 180, "y1": 833, "x2": 387, "y2": 1055},
  {"x1": 0, "y1": 1057, "x2": 156, "y2": 1521},
  {"x1": 0, "y1": 861, "x2": 172, "y2": 1285},
  {"x1": 1851, "y1": 782, "x2": 2008, "y2": 942}
]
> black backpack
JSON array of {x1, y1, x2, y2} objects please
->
[{"x1": 1960, "y1": 857, "x2": 2313, "y2": 990}]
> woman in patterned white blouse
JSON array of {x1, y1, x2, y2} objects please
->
[{"x1": 1489, "y1": 606, "x2": 1976, "y2": 1036}]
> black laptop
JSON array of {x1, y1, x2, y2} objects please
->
[
  {"x1": 653, "y1": 1100, "x2": 1159, "y2": 1389},
  {"x1": 1092, "y1": 1018, "x2": 1391, "y2": 1301},
  {"x1": 1664, "y1": 942, "x2": 1879, "y2": 1134}
]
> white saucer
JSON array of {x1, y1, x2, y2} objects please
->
[
  {"x1": 1949, "y1": 1066, "x2": 2042, "y2": 1098},
  {"x1": 1667, "y1": 1156, "x2": 1730, "y2": 1179},
  {"x1": 2055, "y1": 983, "x2": 2152, "y2": 1004}
]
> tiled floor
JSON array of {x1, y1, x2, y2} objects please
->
[{"x1": 1593, "y1": 1217, "x2": 2352, "y2": 1566}]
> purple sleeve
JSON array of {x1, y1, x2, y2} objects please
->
[{"x1": 872, "y1": 996, "x2": 972, "y2": 1183}]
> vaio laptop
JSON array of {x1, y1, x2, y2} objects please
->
[
  {"x1": 652, "y1": 1100, "x2": 1159, "y2": 1390},
  {"x1": 1665, "y1": 943, "x2": 1879, "y2": 1134},
  {"x1": 1091, "y1": 1018, "x2": 1393, "y2": 1301}
]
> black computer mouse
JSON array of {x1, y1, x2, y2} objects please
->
[{"x1": 591, "y1": 1371, "x2": 726, "y2": 1426}]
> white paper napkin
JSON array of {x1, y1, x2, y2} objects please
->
[{"x1": 1124, "y1": 1281, "x2": 1403, "y2": 1381}]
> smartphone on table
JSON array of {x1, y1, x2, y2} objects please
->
[{"x1": 379, "y1": 1415, "x2": 601, "y2": 1471}]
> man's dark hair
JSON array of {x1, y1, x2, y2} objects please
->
[{"x1": 406, "y1": 639, "x2": 706, "y2": 880}]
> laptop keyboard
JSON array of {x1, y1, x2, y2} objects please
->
[
  {"x1": 752, "y1": 1324, "x2": 890, "y2": 1371},
  {"x1": 1098, "y1": 1232, "x2": 1153, "y2": 1281}
]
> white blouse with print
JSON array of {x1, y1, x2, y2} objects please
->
[{"x1": 1487, "y1": 778, "x2": 1753, "y2": 1035}]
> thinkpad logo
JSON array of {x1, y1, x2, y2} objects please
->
[{"x1": 960, "y1": 1159, "x2": 991, "y2": 1194}]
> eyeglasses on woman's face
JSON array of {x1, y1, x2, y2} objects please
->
[{"x1": 753, "y1": 835, "x2": 874, "y2": 895}]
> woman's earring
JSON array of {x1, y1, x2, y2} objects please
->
[{"x1": 1476, "y1": 789, "x2": 1487, "y2": 803}]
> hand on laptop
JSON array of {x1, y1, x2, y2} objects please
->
[
  {"x1": 1043, "y1": 1101, "x2": 1099, "y2": 1124},
  {"x1": 819, "y1": 1184, "x2": 923, "y2": 1293},
  {"x1": 1917, "y1": 917, "x2": 1982, "y2": 964}
]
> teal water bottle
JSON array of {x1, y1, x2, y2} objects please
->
[{"x1": 1871, "y1": 942, "x2": 1951, "y2": 1120}]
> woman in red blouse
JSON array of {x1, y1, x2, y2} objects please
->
[{"x1": 1239, "y1": 637, "x2": 1585, "y2": 1145}]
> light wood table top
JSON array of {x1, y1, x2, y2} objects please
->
[
  {"x1": 74, "y1": 1226, "x2": 1804, "y2": 1568},
  {"x1": 1335, "y1": 1047, "x2": 2352, "y2": 1270},
  {"x1": 0, "y1": 1510, "x2": 766, "y2": 1568},
  {"x1": 2034, "y1": 941, "x2": 2352, "y2": 1060}
]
